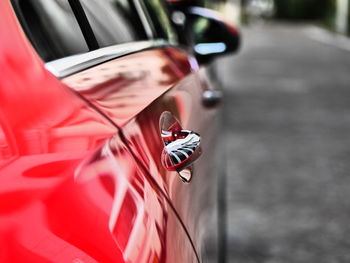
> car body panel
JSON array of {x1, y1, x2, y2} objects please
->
[
  {"x1": 63, "y1": 46, "x2": 221, "y2": 259},
  {"x1": 61, "y1": 47, "x2": 196, "y2": 128},
  {"x1": 0, "y1": 0, "x2": 199, "y2": 262}
]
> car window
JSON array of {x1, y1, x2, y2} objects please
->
[
  {"x1": 80, "y1": 0, "x2": 148, "y2": 47},
  {"x1": 141, "y1": 0, "x2": 177, "y2": 43},
  {"x1": 12, "y1": 0, "x2": 174, "y2": 63},
  {"x1": 11, "y1": 0, "x2": 89, "y2": 62}
]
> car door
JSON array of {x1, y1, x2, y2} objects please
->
[
  {"x1": 4, "y1": 0, "x2": 199, "y2": 262},
  {"x1": 56, "y1": 1, "x2": 222, "y2": 260}
]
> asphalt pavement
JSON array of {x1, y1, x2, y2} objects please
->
[{"x1": 217, "y1": 23, "x2": 350, "y2": 263}]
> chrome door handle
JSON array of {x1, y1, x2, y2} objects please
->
[
  {"x1": 159, "y1": 112, "x2": 202, "y2": 182},
  {"x1": 161, "y1": 129, "x2": 202, "y2": 174}
]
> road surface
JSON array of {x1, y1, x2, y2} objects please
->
[{"x1": 218, "y1": 23, "x2": 350, "y2": 263}]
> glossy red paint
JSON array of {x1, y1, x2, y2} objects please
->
[
  {"x1": 0, "y1": 0, "x2": 200, "y2": 262},
  {"x1": 63, "y1": 46, "x2": 222, "y2": 259},
  {"x1": 114, "y1": 68, "x2": 222, "y2": 259},
  {"x1": 62, "y1": 48, "x2": 196, "y2": 127}
]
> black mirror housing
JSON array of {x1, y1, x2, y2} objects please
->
[
  {"x1": 186, "y1": 7, "x2": 240, "y2": 64},
  {"x1": 168, "y1": 5, "x2": 241, "y2": 64}
]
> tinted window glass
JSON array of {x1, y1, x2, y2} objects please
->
[
  {"x1": 80, "y1": 0, "x2": 147, "y2": 47},
  {"x1": 12, "y1": 0, "x2": 89, "y2": 62},
  {"x1": 141, "y1": 0, "x2": 177, "y2": 43}
]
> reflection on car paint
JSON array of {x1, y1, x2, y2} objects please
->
[
  {"x1": 159, "y1": 112, "x2": 202, "y2": 182},
  {"x1": 63, "y1": 49, "x2": 194, "y2": 127}
]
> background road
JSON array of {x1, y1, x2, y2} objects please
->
[{"x1": 217, "y1": 23, "x2": 350, "y2": 262}]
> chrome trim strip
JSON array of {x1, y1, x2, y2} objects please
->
[{"x1": 45, "y1": 40, "x2": 170, "y2": 78}]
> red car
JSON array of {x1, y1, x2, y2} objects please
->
[{"x1": 0, "y1": 0, "x2": 239, "y2": 262}]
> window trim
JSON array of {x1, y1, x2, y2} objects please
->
[{"x1": 45, "y1": 39, "x2": 172, "y2": 78}]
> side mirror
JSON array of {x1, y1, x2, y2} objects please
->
[{"x1": 171, "y1": 6, "x2": 241, "y2": 64}]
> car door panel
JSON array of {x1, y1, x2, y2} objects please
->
[
  {"x1": 117, "y1": 70, "x2": 222, "y2": 260},
  {"x1": 63, "y1": 47, "x2": 221, "y2": 259}
]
